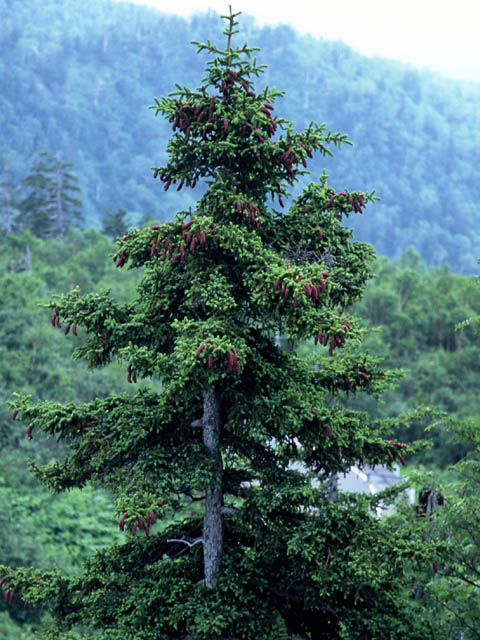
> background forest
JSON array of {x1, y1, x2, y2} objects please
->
[
  {"x1": 1, "y1": 0, "x2": 480, "y2": 272},
  {"x1": 1, "y1": 0, "x2": 480, "y2": 637}
]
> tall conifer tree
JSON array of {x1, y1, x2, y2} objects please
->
[
  {"x1": 3, "y1": 10, "x2": 434, "y2": 639},
  {"x1": 18, "y1": 152, "x2": 83, "y2": 238},
  {"x1": 0, "y1": 163, "x2": 21, "y2": 235}
]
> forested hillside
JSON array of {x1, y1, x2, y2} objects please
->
[{"x1": 1, "y1": 0, "x2": 479, "y2": 272}]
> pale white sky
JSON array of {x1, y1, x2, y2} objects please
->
[{"x1": 113, "y1": 0, "x2": 480, "y2": 82}]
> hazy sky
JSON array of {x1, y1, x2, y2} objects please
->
[{"x1": 113, "y1": 0, "x2": 480, "y2": 83}]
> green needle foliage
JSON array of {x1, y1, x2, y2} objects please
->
[{"x1": 2, "y1": 9, "x2": 437, "y2": 639}]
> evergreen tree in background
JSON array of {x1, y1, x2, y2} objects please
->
[
  {"x1": 0, "y1": 163, "x2": 21, "y2": 235},
  {"x1": 18, "y1": 152, "x2": 83, "y2": 239},
  {"x1": 101, "y1": 207, "x2": 131, "y2": 240},
  {"x1": 2, "y1": 10, "x2": 436, "y2": 639}
]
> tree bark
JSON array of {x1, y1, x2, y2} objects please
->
[{"x1": 202, "y1": 390, "x2": 223, "y2": 588}]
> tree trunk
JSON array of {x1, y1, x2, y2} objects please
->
[
  {"x1": 202, "y1": 390, "x2": 223, "y2": 588},
  {"x1": 23, "y1": 245, "x2": 32, "y2": 274}
]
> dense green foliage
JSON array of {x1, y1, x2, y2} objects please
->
[
  {"x1": 424, "y1": 418, "x2": 480, "y2": 639},
  {"x1": 3, "y1": 231, "x2": 479, "y2": 636},
  {"x1": 347, "y1": 250, "x2": 480, "y2": 465},
  {"x1": 0, "y1": 11, "x2": 444, "y2": 639},
  {"x1": 4, "y1": 238, "x2": 480, "y2": 638},
  {"x1": 0, "y1": 228, "x2": 140, "y2": 638},
  {"x1": 1, "y1": 0, "x2": 480, "y2": 271}
]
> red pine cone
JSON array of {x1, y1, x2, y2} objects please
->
[
  {"x1": 209, "y1": 96, "x2": 215, "y2": 118},
  {"x1": 119, "y1": 512, "x2": 127, "y2": 531},
  {"x1": 26, "y1": 425, "x2": 32, "y2": 440},
  {"x1": 196, "y1": 343, "x2": 206, "y2": 357}
]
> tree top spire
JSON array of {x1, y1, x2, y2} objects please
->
[{"x1": 222, "y1": 5, "x2": 241, "y2": 52}]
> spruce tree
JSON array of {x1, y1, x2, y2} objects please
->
[
  {"x1": 3, "y1": 10, "x2": 434, "y2": 639},
  {"x1": 101, "y1": 207, "x2": 131, "y2": 240},
  {"x1": 18, "y1": 151, "x2": 83, "y2": 239},
  {"x1": 0, "y1": 162, "x2": 21, "y2": 235}
]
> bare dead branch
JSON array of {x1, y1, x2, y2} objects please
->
[{"x1": 167, "y1": 537, "x2": 203, "y2": 548}]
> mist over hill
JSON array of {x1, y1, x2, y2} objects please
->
[{"x1": 1, "y1": 0, "x2": 479, "y2": 272}]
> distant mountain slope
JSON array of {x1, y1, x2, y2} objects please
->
[{"x1": 1, "y1": 0, "x2": 479, "y2": 272}]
